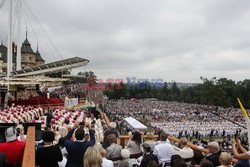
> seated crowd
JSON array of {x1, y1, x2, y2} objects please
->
[
  {"x1": 48, "y1": 83, "x2": 87, "y2": 99},
  {"x1": 106, "y1": 99, "x2": 246, "y2": 138},
  {"x1": 0, "y1": 102, "x2": 249, "y2": 167}
]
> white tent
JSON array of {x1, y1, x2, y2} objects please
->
[{"x1": 124, "y1": 117, "x2": 147, "y2": 131}]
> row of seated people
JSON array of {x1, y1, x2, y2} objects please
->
[
  {"x1": 1, "y1": 119, "x2": 250, "y2": 167},
  {"x1": 48, "y1": 83, "x2": 87, "y2": 99},
  {"x1": 16, "y1": 90, "x2": 39, "y2": 100},
  {"x1": 0, "y1": 106, "x2": 44, "y2": 124}
]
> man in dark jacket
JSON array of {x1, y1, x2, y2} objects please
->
[
  {"x1": 140, "y1": 143, "x2": 158, "y2": 167},
  {"x1": 206, "y1": 141, "x2": 221, "y2": 166},
  {"x1": 65, "y1": 123, "x2": 95, "y2": 167},
  {"x1": 102, "y1": 122, "x2": 119, "y2": 149}
]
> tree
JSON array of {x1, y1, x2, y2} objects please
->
[
  {"x1": 172, "y1": 81, "x2": 181, "y2": 96},
  {"x1": 103, "y1": 89, "x2": 115, "y2": 99},
  {"x1": 89, "y1": 71, "x2": 96, "y2": 77},
  {"x1": 104, "y1": 76, "x2": 249, "y2": 109}
]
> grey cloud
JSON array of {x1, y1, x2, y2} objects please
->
[{"x1": 0, "y1": 0, "x2": 250, "y2": 82}]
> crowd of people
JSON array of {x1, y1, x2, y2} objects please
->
[
  {"x1": 0, "y1": 98, "x2": 249, "y2": 167},
  {"x1": 0, "y1": 118, "x2": 250, "y2": 167},
  {"x1": 48, "y1": 83, "x2": 87, "y2": 99},
  {"x1": 106, "y1": 99, "x2": 247, "y2": 138},
  {"x1": 16, "y1": 90, "x2": 39, "y2": 101}
]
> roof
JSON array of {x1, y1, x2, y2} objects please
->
[
  {"x1": 35, "y1": 50, "x2": 44, "y2": 61},
  {"x1": 11, "y1": 56, "x2": 89, "y2": 77},
  {"x1": 21, "y1": 38, "x2": 34, "y2": 54},
  {"x1": 124, "y1": 117, "x2": 147, "y2": 130},
  {"x1": 0, "y1": 76, "x2": 69, "y2": 85}
]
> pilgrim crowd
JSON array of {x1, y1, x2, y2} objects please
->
[
  {"x1": 106, "y1": 99, "x2": 247, "y2": 138},
  {"x1": 0, "y1": 99, "x2": 249, "y2": 167},
  {"x1": 48, "y1": 83, "x2": 88, "y2": 99}
]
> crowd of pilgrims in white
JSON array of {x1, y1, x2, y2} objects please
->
[{"x1": 106, "y1": 99, "x2": 247, "y2": 137}]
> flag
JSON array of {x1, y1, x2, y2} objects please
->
[
  {"x1": 237, "y1": 98, "x2": 250, "y2": 147},
  {"x1": 237, "y1": 98, "x2": 249, "y2": 120}
]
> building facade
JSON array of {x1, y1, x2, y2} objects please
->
[{"x1": 0, "y1": 35, "x2": 45, "y2": 73}]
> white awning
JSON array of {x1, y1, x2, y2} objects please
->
[
  {"x1": 0, "y1": 76, "x2": 69, "y2": 85},
  {"x1": 124, "y1": 117, "x2": 147, "y2": 130}
]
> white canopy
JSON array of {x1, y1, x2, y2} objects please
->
[{"x1": 124, "y1": 117, "x2": 147, "y2": 130}]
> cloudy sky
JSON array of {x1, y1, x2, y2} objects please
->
[{"x1": 0, "y1": 0, "x2": 250, "y2": 83}]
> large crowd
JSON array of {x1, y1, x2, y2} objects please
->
[
  {"x1": 106, "y1": 99, "x2": 247, "y2": 138},
  {"x1": 48, "y1": 83, "x2": 87, "y2": 99},
  {"x1": 0, "y1": 98, "x2": 249, "y2": 167}
]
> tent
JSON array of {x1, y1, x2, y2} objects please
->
[{"x1": 124, "y1": 117, "x2": 147, "y2": 131}]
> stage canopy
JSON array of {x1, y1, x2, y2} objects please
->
[
  {"x1": 124, "y1": 117, "x2": 147, "y2": 131},
  {"x1": 11, "y1": 57, "x2": 89, "y2": 77}
]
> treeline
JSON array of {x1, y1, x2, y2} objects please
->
[{"x1": 103, "y1": 77, "x2": 250, "y2": 109}]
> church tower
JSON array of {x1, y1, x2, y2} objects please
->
[
  {"x1": 35, "y1": 42, "x2": 45, "y2": 66},
  {"x1": 21, "y1": 30, "x2": 36, "y2": 69}
]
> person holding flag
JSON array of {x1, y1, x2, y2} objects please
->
[
  {"x1": 232, "y1": 138, "x2": 250, "y2": 158},
  {"x1": 231, "y1": 99, "x2": 250, "y2": 166}
]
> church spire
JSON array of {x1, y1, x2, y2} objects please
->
[
  {"x1": 35, "y1": 41, "x2": 40, "y2": 55},
  {"x1": 26, "y1": 27, "x2": 27, "y2": 39},
  {"x1": 22, "y1": 27, "x2": 34, "y2": 53}
]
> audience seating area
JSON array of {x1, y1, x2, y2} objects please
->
[{"x1": 0, "y1": 102, "x2": 248, "y2": 167}]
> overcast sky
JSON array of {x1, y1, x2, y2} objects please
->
[{"x1": 0, "y1": 0, "x2": 250, "y2": 83}]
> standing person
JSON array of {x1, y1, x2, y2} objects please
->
[
  {"x1": 206, "y1": 141, "x2": 221, "y2": 166},
  {"x1": 126, "y1": 131, "x2": 143, "y2": 155},
  {"x1": 102, "y1": 122, "x2": 119, "y2": 149},
  {"x1": 118, "y1": 149, "x2": 131, "y2": 167},
  {"x1": 153, "y1": 132, "x2": 174, "y2": 166},
  {"x1": 45, "y1": 110, "x2": 53, "y2": 127},
  {"x1": 232, "y1": 138, "x2": 250, "y2": 167},
  {"x1": 0, "y1": 127, "x2": 25, "y2": 166},
  {"x1": 218, "y1": 152, "x2": 232, "y2": 167},
  {"x1": 140, "y1": 143, "x2": 158, "y2": 167},
  {"x1": 65, "y1": 123, "x2": 95, "y2": 167},
  {"x1": 144, "y1": 132, "x2": 157, "y2": 151},
  {"x1": 57, "y1": 137, "x2": 68, "y2": 167},
  {"x1": 36, "y1": 131, "x2": 63, "y2": 167},
  {"x1": 106, "y1": 134, "x2": 122, "y2": 167},
  {"x1": 84, "y1": 146, "x2": 102, "y2": 167},
  {"x1": 99, "y1": 148, "x2": 114, "y2": 167},
  {"x1": 178, "y1": 138, "x2": 194, "y2": 166}
]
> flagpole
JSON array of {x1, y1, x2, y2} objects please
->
[{"x1": 237, "y1": 98, "x2": 250, "y2": 148}]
